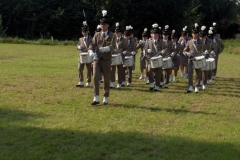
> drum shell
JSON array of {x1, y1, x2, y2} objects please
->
[
  {"x1": 193, "y1": 56, "x2": 206, "y2": 69},
  {"x1": 111, "y1": 54, "x2": 123, "y2": 66},
  {"x1": 80, "y1": 52, "x2": 93, "y2": 64},
  {"x1": 123, "y1": 56, "x2": 134, "y2": 67},
  {"x1": 162, "y1": 57, "x2": 173, "y2": 69},
  {"x1": 150, "y1": 55, "x2": 163, "y2": 69}
]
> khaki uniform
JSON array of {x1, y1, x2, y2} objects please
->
[
  {"x1": 89, "y1": 31, "x2": 116, "y2": 97},
  {"x1": 213, "y1": 37, "x2": 224, "y2": 77},
  {"x1": 78, "y1": 36, "x2": 92, "y2": 83},
  {"x1": 123, "y1": 38, "x2": 136, "y2": 84},
  {"x1": 171, "y1": 42, "x2": 181, "y2": 70},
  {"x1": 161, "y1": 40, "x2": 174, "y2": 85},
  {"x1": 111, "y1": 37, "x2": 127, "y2": 85},
  {"x1": 178, "y1": 37, "x2": 191, "y2": 66},
  {"x1": 183, "y1": 38, "x2": 204, "y2": 87},
  {"x1": 146, "y1": 39, "x2": 164, "y2": 87}
]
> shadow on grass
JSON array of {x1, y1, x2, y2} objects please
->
[
  {"x1": 0, "y1": 108, "x2": 239, "y2": 159},
  {"x1": 111, "y1": 104, "x2": 214, "y2": 115}
]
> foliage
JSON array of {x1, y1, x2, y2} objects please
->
[{"x1": 0, "y1": 0, "x2": 239, "y2": 40}]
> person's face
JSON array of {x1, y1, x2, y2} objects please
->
[
  {"x1": 124, "y1": 35, "x2": 131, "y2": 40},
  {"x1": 199, "y1": 35, "x2": 206, "y2": 40},
  {"x1": 100, "y1": 23, "x2": 109, "y2": 32},
  {"x1": 171, "y1": 38, "x2": 177, "y2": 42},
  {"x1": 163, "y1": 34, "x2": 168, "y2": 40},
  {"x1": 115, "y1": 32, "x2": 122, "y2": 37},
  {"x1": 142, "y1": 36, "x2": 148, "y2": 41},
  {"x1": 182, "y1": 34, "x2": 187, "y2": 39},
  {"x1": 192, "y1": 32, "x2": 199, "y2": 39},
  {"x1": 82, "y1": 31, "x2": 88, "y2": 37},
  {"x1": 151, "y1": 33, "x2": 159, "y2": 40}
]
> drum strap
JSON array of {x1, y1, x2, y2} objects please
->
[
  {"x1": 83, "y1": 38, "x2": 87, "y2": 48},
  {"x1": 192, "y1": 40, "x2": 199, "y2": 53}
]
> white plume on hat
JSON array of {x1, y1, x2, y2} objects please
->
[
  {"x1": 116, "y1": 22, "x2": 119, "y2": 27},
  {"x1": 208, "y1": 30, "x2": 213, "y2": 34},
  {"x1": 83, "y1": 21, "x2": 87, "y2": 26},
  {"x1": 159, "y1": 27, "x2": 161, "y2": 30},
  {"x1": 102, "y1": 10, "x2": 107, "y2": 17},
  {"x1": 152, "y1": 23, "x2": 158, "y2": 28},
  {"x1": 213, "y1": 22, "x2": 216, "y2": 26},
  {"x1": 97, "y1": 25, "x2": 101, "y2": 29},
  {"x1": 185, "y1": 26, "x2": 187, "y2": 29},
  {"x1": 210, "y1": 27, "x2": 213, "y2": 30},
  {"x1": 195, "y1": 23, "x2": 198, "y2": 27},
  {"x1": 172, "y1": 30, "x2": 175, "y2": 33},
  {"x1": 201, "y1": 26, "x2": 206, "y2": 30},
  {"x1": 129, "y1": 25, "x2": 133, "y2": 30},
  {"x1": 144, "y1": 28, "x2": 147, "y2": 32},
  {"x1": 126, "y1": 26, "x2": 131, "y2": 30},
  {"x1": 165, "y1": 25, "x2": 169, "y2": 29},
  {"x1": 183, "y1": 27, "x2": 186, "y2": 31}
]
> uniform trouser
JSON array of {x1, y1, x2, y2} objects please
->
[
  {"x1": 202, "y1": 70, "x2": 209, "y2": 85},
  {"x1": 132, "y1": 55, "x2": 136, "y2": 71},
  {"x1": 93, "y1": 59, "x2": 111, "y2": 97},
  {"x1": 161, "y1": 69, "x2": 171, "y2": 84},
  {"x1": 145, "y1": 59, "x2": 149, "y2": 78},
  {"x1": 123, "y1": 66, "x2": 132, "y2": 83},
  {"x1": 188, "y1": 60, "x2": 202, "y2": 87},
  {"x1": 208, "y1": 70, "x2": 213, "y2": 80},
  {"x1": 111, "y1": 65, "x2": 123, "y2": 84},
  {"x1": 78, "y1": 62, "x2": 92, "y2": 83},
  {"x1": 213, "y1": 55, "x2": 219, "y2": 76},
  {"x1": 148, "y1": 64, "x2": 161, "y2": 87}
]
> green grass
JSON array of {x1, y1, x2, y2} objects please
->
[{"x1": 0, "y1": 43, "x2": 240, "y2": 160}]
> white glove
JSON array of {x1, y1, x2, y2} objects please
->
[
  {"x1": 186, "y1": 52, "x2": 191, "y2": 57},
  {"x1": 204, "y1": 50, "x2": 209, "y2": 55},
  {"x1": 161, "y1": 49, "x2": 165, "y2": 54},
  {"x1": 171, "y1": 52, "x2": 175, "y2": 56},
  {"x1": 104, "y1": 46, "x2": 110, "y2": 52},
  {"x1": 122, "y1": 51, "x2": 127, "y2": 55},
  {"x1": 99, "y1": 47, "x2": 104, "y2": 53},
  {"x1": 177, "y1": 53, "x2": 180, "y2": 57},
  {"x1": 210, "y1": 51, "x2": 215, "y2": 55},
  {"x1": 139, "y1": 40, "x2": 143, "y2": 44},
  {"x1": 88, "y1": 50, "x2": 94, "y2": 56},
  {"x1": 131, "y1": 51, "x2": 136, "y2": 55},
  {"x1": 147, "y1": 49, "x2": 152, "y2": 53},
  {"x1": 77, "y1": 45, "x2": 82, "y2": 50},
  {"x1": 181, "y1": 41, "x2": 185, "y2": 46}
]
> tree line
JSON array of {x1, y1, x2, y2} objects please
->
[{"x1": 0, "y1": 0, "x2": 239, "y2": 40}]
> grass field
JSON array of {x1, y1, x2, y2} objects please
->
[{"x1": 0, "y1": 42, "x2": 240, "y2": 160}]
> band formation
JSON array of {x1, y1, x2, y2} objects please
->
[{"x1": 76, "y1": 10, "x2": 225, "y2": 105}]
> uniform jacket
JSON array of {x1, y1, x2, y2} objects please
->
[
  {"x1": 89, "y1": 31, "x2": 116, "y2": 60},
  {"x1": 183, "y1": 38, "x2": 204, "y2": 57},
  {"x1": 77, "y1": 36, "x2": 92, "y2": 52}
]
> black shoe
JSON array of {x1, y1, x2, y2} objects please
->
[
  {"x1": 187, "y1": 90, "x2": 193, "y2": 93},
  {"x1": 76, "y1": 84, "x2": 84, "y2": 87},
  {"x1": 149, "y1": 87, "x2": 154, "y2": 91},
  {"x1": 103, "y1": 102, "x2": 108, "y2": 105},
  {"x1": 110, "y1": 87, "x2": 115, "y2": 89},
  {"x1": 91, "y1": 101, "x2": 100, "y2": 105},
  {"x1": 99, "y1": 80, "x2": 103, "y2": 83}
]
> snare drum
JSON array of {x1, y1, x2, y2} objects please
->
[
  {"x1": 80, "y1": 52, "x2": 93, "y2": 64},
  {"x1": 162, "y1": 57, "x2": 173, "y2": 69},
  {"x1": 150, "y1": 55, "x2": 163, "y2": 68},
  {"x1": 111, "y1": 54, "x2": 123, "y2": 66},
  {"x1": 192, "y1": 56, "x2": 206, "y2": 69},
  {"x1": 123, "y1": 56, "x2": 134, "y2": 67},
  {"x1": 208, "y1": 58, "x2": 216, "y2": 70},
  {"x1": 202, "y1": 59, "x2": 211, "y2": 71}
]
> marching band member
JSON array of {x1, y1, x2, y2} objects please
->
[
  {"x1": 95, "y1": 24, "x2": 101, "y2": 33},
  {"x1": 161, "y1": 25, "x2": 173, "y2": 88},
  {"x1": 170, "y1": 30, "x2": 181, "y2": 82},
  {"x1": 136, "y1": 28, "x2": 149, "y2": 80},
  {"x1": 129, "y1": 25, "x2": 138, "y2": 74},
  {"x1": 76, "y1": 21, "x2": 92, "y2": 87},
  {"x1": 199, "y1": 25, "x2": 215, "y2": 90},
  {"x1": 89, "y1": 10, "x2": 116, "y2": 105},
  {"x1": 183, "y1": 23, "x2": 203, "y2": 93},
  {"x1": 178, "y1": 26, "x2": 190, "y2": 78},
  {"x1": 110, "y1": 22, "x2": 127, "y2": 89},
  {"x1": 207, "y1": 27, "x2": 217, "y2": 83},
  {"x1": 122, "y1": 26, "x2": 137, "y2": 86},
  {"x1": 212, "y1": 22, "x2": 224, "y2": 79},
  {"x1": 145, "y1": 23, "x2": 163, "y2": 91}
]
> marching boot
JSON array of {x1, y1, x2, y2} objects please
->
[{"x1": 91, "y1": 96, "x2": 100, "y2": 105}]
